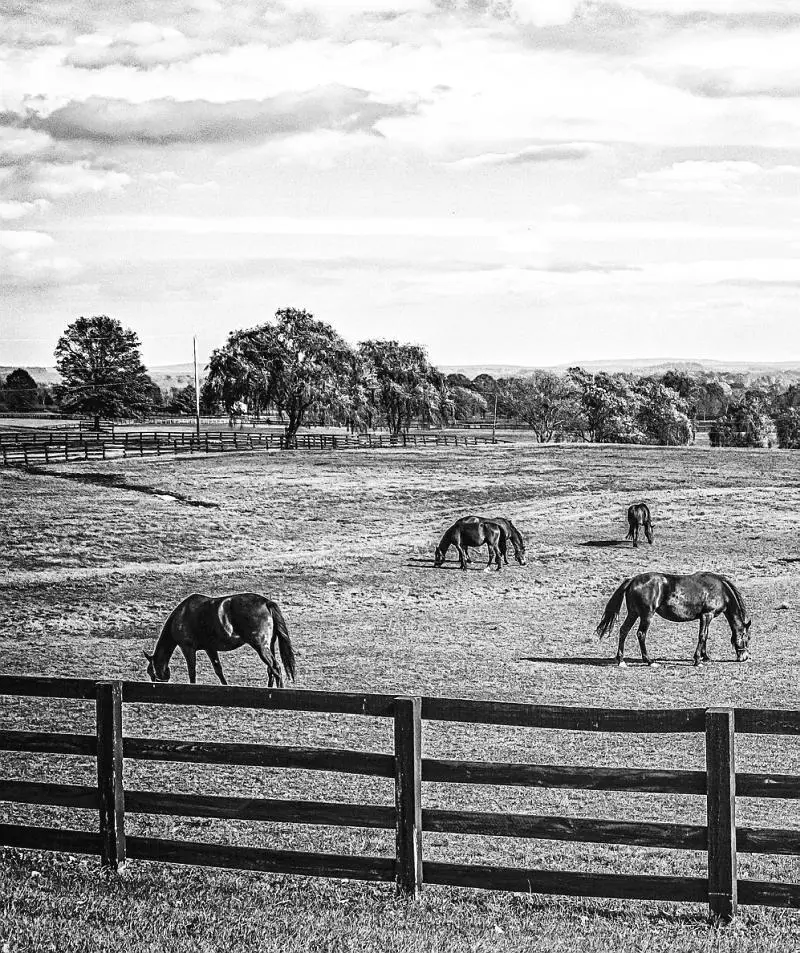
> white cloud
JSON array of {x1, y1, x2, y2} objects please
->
[
  {"x1": 0, "y1": 199, "x2": 51, "y2": 220},
  {"x1": 0, "y1": 229, "x2": 57, "y2": 252},
  {"x1": 624, "y1": 160, "x2": 762, "y2": 193},
  {"x1": 447, "y1": 142, "x2": 602, "y2": 168},
  {"x1": 623, "y1": 160, "x2": 800, "y2": 193}
]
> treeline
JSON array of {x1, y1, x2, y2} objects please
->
[
  {"x1": 7, "y1": 309, "x2": 800, "y2": 449},
  {"x1": 448, "y1": 368, "x2": 800, "y2": 448}
]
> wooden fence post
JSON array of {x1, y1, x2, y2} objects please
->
[
  {"x1": 706, "y1": 707, "x2": 737, "y2": 921},
  {"x1": 96, "y1": 680, "x2": 125, "y2": 870},
  {"x1": 394, "y1": 696, "x2": 423, "y2": 897}
]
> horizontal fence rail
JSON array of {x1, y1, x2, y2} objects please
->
[
  {"x1": 0, "y1": 676, "x2": 798, "y2": 919},
  {"x1": 0, "y1": 428, "x2": 497, "y2": 467}
]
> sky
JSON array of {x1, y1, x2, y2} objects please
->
[{"x1": 2, "y1": 0, "x2": 800, "y2": 370}]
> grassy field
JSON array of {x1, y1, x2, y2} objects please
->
[{"x1": 1, "y1": 443, "x2": 798, "y2": 950}]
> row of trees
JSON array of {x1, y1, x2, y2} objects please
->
[
  {"x1": 202, "y1": 309, "x2": 450, "y2": 441},
  {"x1": 6, "y1": 310, "x2": 800, "y2": 448}
]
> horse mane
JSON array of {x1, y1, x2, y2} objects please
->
[{"x1": 720, "y1": 576, "x2": 748, "y2": 621}]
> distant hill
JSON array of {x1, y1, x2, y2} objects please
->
[
  {"x1": 440, "y1": 359, "x2": 800, "y2": 380},
  {"x1": 5, "y1": 358, "x2": 800, "y2": 388},
  {"x1": 0, "y1": 364, "x2": 195, "y2": 390}
]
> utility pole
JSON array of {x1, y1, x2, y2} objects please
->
[
  {"x1": 193, "y1": 335, "x2": 201, "y2": 444},
  {"x1": 492, "y1": 393, "x2": 498, "y2": 444}
]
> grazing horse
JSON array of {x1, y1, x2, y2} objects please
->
[
  {"x1": 434, "y1": 516, "x2": 506, "y2": 571},
  {"x1": 595, "y1": 571, "x2": 751, "y2": 667},
  {"x1": 464, "y1": 517, "x2": 527, "y2": 566},
  {"x1": 626, "y1": 503, "x2": 653, "y2": 548},
  {"x1": 144, "y1": 592, "x2": 296, "y2": 686}
]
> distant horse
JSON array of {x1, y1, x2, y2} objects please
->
[
  {"x1": 626, "y1": 503, "x2": 653, "y2": 548},
  {"x1": 464, "y1": 517, "x2": 527, "y2": 566},
  {"x1": 144, "y1": 592, "x2": 296, "y2": 686},
  {"x1": 434, "y1": 516, "x2": 506, "y2": 571},
  {"x1": 595, "y1": 571, "x2": 751, "y2": 667}
]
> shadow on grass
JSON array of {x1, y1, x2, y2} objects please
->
[
  {"x1": 518, "y1": 655, "x2": 740, "y2": 667},
  {"x1": 407, "y1": 557, "x2": 498, "y2": 571},
  {"x1": 579, "y1": 540, "x2": 629, "y2": 548},
  {"x1": 23, "y1": 466, "x2": 219, "y2": 508}
]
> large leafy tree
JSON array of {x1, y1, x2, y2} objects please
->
[
  {"x1": 710, "y1": 394, "x2": 776, "y2": 448},
  {"x1": 635, "y1": 379, "x2": 692, "y2": 445},
  {"x1": 566, "y1": 368, "x2": 646, "y2": 443},
  {"x1": 3, "y1": 368, "x2": 39, "y2": 411},
  {"x1": 53, "y1": 315, "x2": 154, "y2": 429},
  {"x1": 204, "y1": 308, "x2": 359, "y2": 442},
  {"x1": 500, "y1": 371, "x2": 573, "y2": 442},
  {"x1": 359, "y1": 340, "x2": 447, "y2": 435}
]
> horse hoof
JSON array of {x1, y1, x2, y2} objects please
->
[{"x1": 617, "y1": 659, "x2": 627, "y2": 667}]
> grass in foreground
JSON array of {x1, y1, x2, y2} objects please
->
[{"x1": 0, "y1": 850, "x2": 797, "y2": 953}]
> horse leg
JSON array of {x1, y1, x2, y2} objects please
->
[
  {"x1": 207, "y1": 649, "x2": 228, "y2": 685},
  {"x1": 694, "y1": 613, "x2": 714, "y2": 665},
  {"x1": 632, "y1": 523, "x2": 639, "y2": 548},
  {"x1": 636, "y1": 613, "x2": 657, "y2": 666},
  {"x1": 464, "y1": 546, "x2": 472, "y2": 564},
  {"x1": 616, "y1": 611, "x2": 636, "y2": 666},
  {"x1": 181, "y1": 646, "x2": 197, "y2": 684},
  {"x1": 457, "y1": 545, "x2": 468, "y2": 570},
  {"x1": 252, "y1": 638, "x2": 283, "y2": 688}
]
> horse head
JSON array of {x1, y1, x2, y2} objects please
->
[
  {"x1": 513, "y1": 544, "x2": 527, "y2": 566},
  {"x1": 143, "y1": 650, "x2": 171, "y2": 682},
  {"x1": 433, "y1": 547, "x2": 445, "y2": 567},
  {"x1": 731, "y1": 618, "x2": 751, "y2": 662}
]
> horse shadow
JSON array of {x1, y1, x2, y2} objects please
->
[
  {"x1": 520, "y1": 655, "x2": 740, "y2": 667},
  {"x1": 579, "y1": 540, "x2": 628, "y2": 548},
  {"x1": 406, "y1": 558, "x2": 491, "y2": 571}
]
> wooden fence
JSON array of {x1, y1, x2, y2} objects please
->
[
  {"x1": 0, "y1": 675, "x2": 798, "y2": 919},
  {"x1": 0, "y1": 429, "x2": 496, "y2": 467}
]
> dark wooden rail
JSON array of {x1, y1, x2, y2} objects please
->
[
  {"x1": 0, "y1": 428, "x2": 497, "y2": 467},
  {"x1": 0, "y1": 674, "x2": 798, "y2": 920}
]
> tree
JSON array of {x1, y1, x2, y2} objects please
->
[
  {"x1": 359, "y1": 340, "x2": 447, "y2": 435},
  {"x1": 775, "y1": 408, "x2": 800, "y2": 449},
  {"x1": 204, "y1": 308, "x2": 359, "y2": 443},
  {"x1": 500, "y1": 372, "x2": 573, "y2": 442},
  {"x1": 53, "y1": 315, "x2": 154, "y2": 429},
  {"x1": 635, "y1": 380, "x2": 692, "y2": 445},
  {"x1": 710, "y1": 394, "x2": 776, "y2": 448},
  {"x1": 565, "y1": 368, "x2": 646, "y2": 443},
  {"x1": 3, "y1": 368, "x2": 39, "y2": 411}
]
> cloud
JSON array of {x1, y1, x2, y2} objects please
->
[
  {"x1": 0, "y1": 199, "x2": 51, "y2": 220},
  {"x1": 623, "y1": 160, "x2": 800, "y2": 193},
  {"x1": 64, "y1": 22, "x2": 222, "y2": 71},
  {"x1": 0, "y1": 229, "x2": 80, "y2": 290},
  {"x1": 10, "y1": 87, "x2": 416, "y2": 144},
  {"x1": 447, "y1": 142, "x2": 601, "y2": 168}
]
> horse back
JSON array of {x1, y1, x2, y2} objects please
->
[{"x1": 173, "y1": 592, "x2": 272, "y2": 650}]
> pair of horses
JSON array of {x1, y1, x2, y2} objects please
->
[{"x1": 434, "y1": 516, "x2": 526, "y2": 571}]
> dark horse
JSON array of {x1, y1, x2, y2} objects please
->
[
  {"x1": 434, "y1": 516, "x2": 507, "y2": 571},
  {"x1": 595, "y1": 571, "x2": 751, "y2": 666},
  {"x1": 144, "y1": 592, "x2": 296, "y2": 686},
  {"x1": 626, "y1": 503, "x2": 653, "y2": 548},
  {"x1": 464, "y1": 517, "x2": 527, "y2": 567}
]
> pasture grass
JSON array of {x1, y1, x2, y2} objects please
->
[
  {"x1": 1, "y1": 444, "x2": 799, "y2": 948},
  {"x1": 0, "y1": 848, "x2": 797, "y2": 953}
]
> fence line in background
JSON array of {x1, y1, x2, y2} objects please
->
[
  {"x1": 0, "y1": 675, "x2": 798, "y2": 919},
  {"x1": 0, "y1": 429, "x2": 497, "y2": 467}
]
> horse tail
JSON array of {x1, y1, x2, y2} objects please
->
[
  {"x1": 720, "y1": 576, "x2": 748, "y2": 623},
  {"x1": 268, "y1": 601, "x2": 296, "y2": 682},
  {"x1": 595, "y1": 577, "x2": 633, "y2": 639}
]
